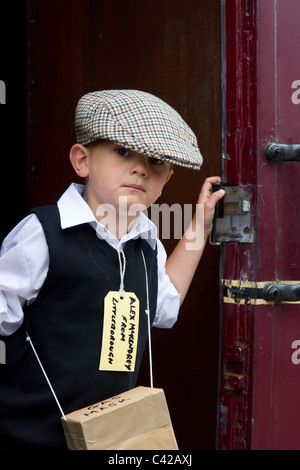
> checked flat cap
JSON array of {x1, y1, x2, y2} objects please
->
[{"x1": 75, "y1": 89, "x2": 203, "y2": 170}]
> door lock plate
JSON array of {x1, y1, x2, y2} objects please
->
[{"x1": 210, "y1": 186, "x2": 254, "y2": 245}]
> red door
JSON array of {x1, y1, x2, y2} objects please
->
[{"x1": 217, "y1": 0, "x2": 300, "y2": 450}]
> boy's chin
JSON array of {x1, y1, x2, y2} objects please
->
[
  {"x1": 117, "y1": 196, "x2": 148, "y2": 215},
  {"x1": 118, "y1": 202, "x2": 148, "y2": 217}
]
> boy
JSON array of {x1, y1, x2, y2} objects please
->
[{"x1": 0, "y1": 90, "x2": 224, "y2": 449}]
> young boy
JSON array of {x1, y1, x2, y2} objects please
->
[{"x1": 0, "y1": 90, "x2": 224, "y2": 449}]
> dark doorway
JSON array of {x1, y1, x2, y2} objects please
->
[{"x1": 27, "y1": 0, "x2": 222, "y2": 449}]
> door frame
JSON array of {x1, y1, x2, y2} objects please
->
[
  {"x1": 217, "y1": 0, "x2": 257, "y2": 450},
  {"x1": 217, "y1": 0, "x2": 300, "y2": 450}
]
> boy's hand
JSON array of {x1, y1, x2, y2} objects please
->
[
  {"x1": 166, "y1": 176, "x2": 225, "y2": 304},
  {"x1": 197, "y1": 176, "x2": 225, "y2": 238}
]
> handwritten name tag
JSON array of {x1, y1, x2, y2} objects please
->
[{"x1": 99, "y1": 291, "x2": 139, "y2": 372}]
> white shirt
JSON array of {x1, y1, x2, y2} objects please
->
[{"x1": 0, "y1": 183, "x2": 180, "y2": 336}]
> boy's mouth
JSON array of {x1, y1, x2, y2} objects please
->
[{"x1": 122, "y1": 184, "x2": 145, "y2": 192}]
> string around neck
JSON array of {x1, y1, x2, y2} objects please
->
[
  {"x1": 117, "y1": 248, "x2": 126, "y2": 298},
  {"x1": 140, "y1": 249, "x2": 153, "y2": 389},
  {"x1": 25, "y1": 332, "x2": 66, "y2": 420}
]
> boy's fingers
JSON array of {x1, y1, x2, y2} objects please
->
[
  {"x1": 206, "y1": 188, "x2": 225, "y2": 208},
  {"x1": 198, "y1": 176, "x2": 222, "y2": 201},
  {"x1": 201, "y1": 176, "x2": 221, "y2": 192},
  {"x1": 213, "y1": 188, "x2": 225, "y2": 200}
]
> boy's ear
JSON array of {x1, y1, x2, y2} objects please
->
[
  {"x1": 69, "y1": 144, "x2": 89, "y2": 177},
  {"x1": 164, "y1": 169, "x2": 174, "y2": 185}
]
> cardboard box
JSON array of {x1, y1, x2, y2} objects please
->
[{"x1": 61, "y1": 386, "x2": 178, "y2": 450}]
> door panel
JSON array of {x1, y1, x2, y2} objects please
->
[
  {"x1": 254, "y1": 0, "x2": 300, "y2": 450},
  {"x1": 218, "y1": 0, "x2": 300, "y2": 450}
]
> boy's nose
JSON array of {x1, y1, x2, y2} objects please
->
[{"x1": 130, "y1": 154, "x2": 148, "y2": 177}]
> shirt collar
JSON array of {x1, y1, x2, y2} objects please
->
[{"x1": 57, "y1": 183, "x2": 157, "y2": 249}]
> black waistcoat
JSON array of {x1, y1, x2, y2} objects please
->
[{"x1": 0, "y1": 206, "x2": 157, "y2": 449}]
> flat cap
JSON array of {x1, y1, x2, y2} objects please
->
[{"x1": 75, "y1": 90, "x2": 203, "y2": 170}]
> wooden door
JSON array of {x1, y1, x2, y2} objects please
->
[
  {"x1": 28, "y1": 0, "x2": 222, "y2": 449},
  {"x1": 218, "y1": 0, "x2": 300, "y2": 450},
  {"x1": 253, "y1": 0, "x2": 300, "y2": 450}
]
